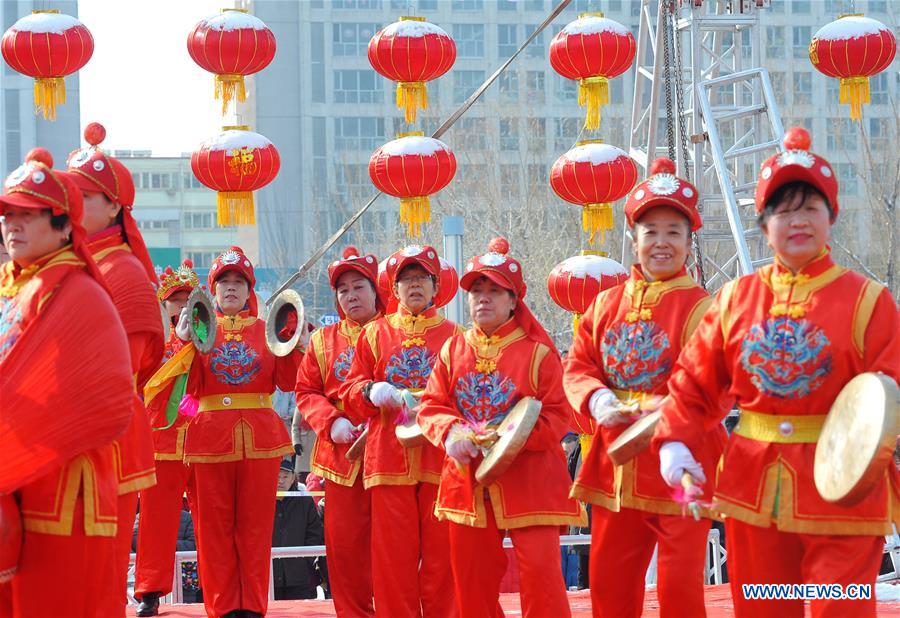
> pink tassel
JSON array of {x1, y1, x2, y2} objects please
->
[
  {"x1": 671, "y1": 483, "x2": 711, "y2": 520},
  {"x1": 179, "y1": 394, "x2": 199, "y2": 417}
]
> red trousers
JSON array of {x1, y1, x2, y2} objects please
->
[
  {"x1": 369, "y1": 483, "x2": 456, "y2": 618},
  {"x1": 135, "y1": 460, "x2": 195, "y2": 597},
  {"x1": 107, "y1": 491, "x2": 139, "y2": 617},
  {"x1": 325, "y1": 476, "x2": 374, "y2": 617},
  {"x1": 589, "y1": 506, "x2": 710, "y2": 618},
  {"x1": 448, "y1": 503, "x2": 571, "y2": 618},
  {"x1": 1, "y1": 498, "x2": 117, "y2": 618},
  {"x1": 193, "y1": 458, "x2": 280, "y2": 618},
  {"x1": 725, "y1": 518, "x2": 884, "y2": 618}
]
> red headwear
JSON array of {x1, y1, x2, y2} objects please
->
[
  {"x1": 0, "y1": 148, "x2": 104, "y2": 285},
  {"x1": 624, "y1": 158, "x2": 702, "y2": 231},
  {"x1": 460, "y1": 237, "x2": 558, "y2": 354},
  {"x1": 755, "y1": 127, "x2": 839, "y2": 218},
  {"x1": 157, "y1": 259, "x2": 200, "y2": 302},
  {"x1": 63, "y1": 122, "x2": 156, "y2": 282},
  {"x1": 434, "y1": 257, "x2": 460, "y2": 309},
  {"x1": 385, "y1": 244, "x2": 441, "y2": 287},
  {"x1": 208, "y1": 246, "x2": 257, "y2": 315},
  {"x1": 327, "y1": 245, "x2": 386, "y2": 319}
]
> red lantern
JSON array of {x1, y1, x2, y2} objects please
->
[
  {"x1": 190, "y1": 126, "x2": 280, "y2": 226},
  {"x1": 550, "y1": 13, "x2": 635, "y2": 131},
  {"x1": 187, "y1": 9, "x2": 276, "y2": 115},
  {"x1": 369, "y1": 133, "x2": 457, "y2": 237},
  {"x1": 377, "y1": 257, "x2": 399, "y2": 314},
  {"x1": 1, "y1": 10, "x2": 93, "y2": 121},
  {"x1": 809, "y1": 15, "x2": 896, "y2": 121},
  {"x1": 434, "y1": 258, "x2": 459, "y2": 309},
  {"x1": 548, "y1": 254, "x2": 628, "y2": 316},
  {"x1": 550, "y1": 141, "x2": 638, "y2": 244},
  {"x1": 368, "y1": 16, "x2": 456, "y2": 124}
]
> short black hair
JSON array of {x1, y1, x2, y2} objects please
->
[
  {"x1": 758, "y1": 181, "x2": 834, "y2": 226},
  {"x1": 50, "y1": 212, "x2": 70, "y2": 231}
]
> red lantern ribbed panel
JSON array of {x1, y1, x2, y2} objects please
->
[
  {"x1": 191, "y1": 127, "x2": 280, "y2": 226},
  {"x1": 809, "y1": 15, "x2": 896, "y2": 120},
  {"x1": 550, "y1": 142, "x2": 638, "y2": 245},
  {"x1": 369, "y1": 135, "x2": 457, "y2": 237},
  {"x1": 548, "y1": 254, "x2": 628, "y2": 315},
  {"x1": 434, "y1": 258, "x2": 459, "y2": 309},
  {"x1": 368, "y1": 17, "x2": 456, "y2": 123},
  {"x1": 549, "y1": 13, "x2": 635, "y2": 130},
  {"x1": 1, "y1": 11, "x2": 93, "y2": 120},
  {"x1": 187, "y1": 9, "x2": 277, "y2": 114}
]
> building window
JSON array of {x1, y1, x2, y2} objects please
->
[
  {"x1": 186, "y1": 251, "x2": 218, "y2": 269},
  {"x1": 526, "y1": 118, "x2": 546, "y2": 153},
  {"x1": 137, "y1": 220, "x2": 168, "y2": 231},
  {"x1": 498, "y1": 0, "x2": 518, "y2": 10},
  {"x1": 792, "y1": 0, "x2": 810, "y2": 13},
  {"x1": 792, "y1": 27, "x2": 811, "y2": 59},
  {"x1": 182, "y1": 173, "x2": 206, "y2": 190},
  {"x1": 524, "y1": 0, "x2": 544, "y2": 9},
  {"x1": 868, "y1": 1, "x2": 887, "y2": 13},
  {"x1": 769, "y1": 71, "x2": 787, "y2": 107},
  {"x1": 554, "y1": 118, "x2": 580, "y2": 151},
  {"x1": 183, "y1": 212, "x2": 216, "y2": 230},
  {"x1": 454, "y1": 118, "x2": 487, "y2": 151},
  {"x1": 870, "y1": 73, "x2": 888, "y2": 104},
  {"x1": 498, "y1": 24, "x2": 518, "y2": 57},
  {"x1": 451, "y1": 0, "x2": 483, "y2": 10},
  {"x1": 334, "y1": 164, "x2": 371, "y2": 197},
  {"x1": 792, "y1": 72, "x2": 812, "y2": 105},
  {"x1": 334, "y1": 117, "x2": 386, "y2": 150},
  {"x1": 766, "y1": 26, "x2": 784, "y2": 58},
  {"x1": 500, "y1": 165, "x2": 521, "y2": 199},
  {"x1": 334, "y1": 70, "x2": 384, "y2": 104},
  {"x1": 523, "y1": 24, "x2": 545, "y2": 59},
  {"x1": 391, "y1": 0, "x2": 436, "y2": 8},
  {"x1": 498, "y1": 70, "x2": 519, "y2": 103},
  {"x1": 500, "y1": 118, "x2": 519, "y2": 151},
  {"x1": 4, "y1": 89, "x2": 21, "y2": 168},
  {"x1": 453, "y1": 24, "x2": 484, "y2": 58},
  {"x1": 454, "y1": 70, "x2": 485, "y2": 104},
  {"x1": 526, "y1": 71, "x2": 545, "y2": 104},
  {"x1": 824, "y1": 0, "x2": 844, "y2": 15},
  {"x1": 827, "y1": 119, "x2": 857, "y2": 151},
  {"x1": 554, "y1": 72, "x2": 577, "y2": 103},
  {"x1": 333, "y1": 0, "x2": 382, "y2": 8},
  {"x1": 132, "y1": 172, "x2": 174, "y2": 190},
  {"x1": 835, "y1": 163, "x2": 857, "y2": 195},
  {"x1": 868, "y1": 117, "x2": 889, "y2": 150},
  {"x1": 333, "y1": 23, "x2": 379, "y2": 56}
]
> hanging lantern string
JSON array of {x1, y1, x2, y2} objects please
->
[{"x1": 265, "y1": 0, "x2": 575, "y2": 304}]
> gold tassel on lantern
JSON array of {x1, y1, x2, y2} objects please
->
[
  {"x1": 217, "y1": 191, "x2": 255, "y2": 226},
  {"x1": 33, "y1": 77, "x2": 66, "y2": 121},
  {"x1": 215, "y1": 74, "x2": 247, "y2": 115},
  {"x1": 583, "y1": 203, "x2": 613, "y2": 244},
  {"x1": 397, "y1": 81, "x2": 428, "y2": 124},
  {"x1": 839, "y1": 76, "x2": 870, "y2": 121},
  {"x1": 399, "y1": 195, "x2": 431, "y2": 237},
  {"x1": 578, "y1": 76, "x2": 609, "y2": 131}
]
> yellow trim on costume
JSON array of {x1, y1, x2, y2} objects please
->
[
  {"x1": 183, "y1": 419, "x2": 292, "y2": 463},
  {"x1": 311, "y1": 330, "x2": 328, "y2": 383},
  {"x1": 851, "y1": 279, "x2": 885, "y2": 358},
  {"x1": 91, "y1": 242, "x2": 131, "y2": 263},
  {"x1": 489, "y1": 484, "x2": 588, "y2": 529},
  {"x1": 310, "y1": 440, "x2": 359, "y2": 487},
  {"x1": 0, "y1": 246, "x2": 83, "y2": 298},
  {"x1": 761, "y1": 261, "x2": 846, "y2": 307},
  {"x1": 529, "y1": 343, "x2": 550, "y2": 392},
  {"x1": 365, "y1": 324, "x2": 380, "y2": 361},
  {"x1": 463, "y1": 325, "x2": 527, "y2": 360},
  {"x1": 717, "y1": 280, "x2": 738, "y2": 341},
  {"x1": 682, "y1": 296, "x2": 713, "y2": 347},
  {"x1": 734, "y1": 409, "x2": 826, "y2": 444},
  {"x1": 197, "y1": 392, "x2": 273, "y2": 412},
  {"x1": 154, "y1": 423, "x2": 188, "y2": 461},
  {"x1": 439, "y1": 338, "x2": 452, "y2": 371},
  {"x1": 387, "y1": 311, "x2": 445, "y2": 335},
  {"x1": 144, "y1": 342, "x2": 196, "y2": 405}
]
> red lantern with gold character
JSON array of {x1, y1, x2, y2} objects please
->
[
  {"x1": 190, "y1": 126, "x2": 280, "y2": 226},
  {"x1": 187, "y1": 9, "x2": 277, "y2": 115},
  {"x1": 548, "y1": 254, "x2": 628, "y2": 317},
  {"x1": 369, "y1": 133, "x2": 457, "y2": 237},
  {"x1": 550, "y1": 141, "x2": 638, "y2": 245},
  {"x1": 549, "y1": 13, "x2": 635, "y2": 131},
  {"x1": 1, "y1": 10, "x2": 93, "y2": 121},
  {"x1": 368, "y1": 16, "x2": 456, "y2": 124},
  {"x1": 809, "y1": 14, "x2": 896, "y2": 121}
]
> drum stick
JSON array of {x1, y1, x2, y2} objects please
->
[{"x1": 681, "y1": 472, "x2": 701, "y2": 521}]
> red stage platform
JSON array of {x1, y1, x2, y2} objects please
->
[{"x1": 155, "y1": 585, "x2": 899, "y2": 617}]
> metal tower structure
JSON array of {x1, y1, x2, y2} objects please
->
[{"x1": 628, "y1": 0, "x2": 786, "y2": 290}]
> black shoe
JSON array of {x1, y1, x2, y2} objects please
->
[
  {"x1": 242, "y1": 612, "x2": 263, "y2": 618},
  {"x1": 136, "y1": 592, "x2": 160, "y2": 617}
]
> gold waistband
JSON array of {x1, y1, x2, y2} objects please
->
[
  {"x1": 611, "y1": 389, "x2": 661, "y2": 412},
  {"x1": 198, "y1": 393, "x2": 273, "y2": 413},
  {"x1": 734, "y1": 409, "x2": 826, "y2": 444}
]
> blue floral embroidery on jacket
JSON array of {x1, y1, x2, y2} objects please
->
[
  {"x1": 385, "y1": 345, "x2": 436, "y2": 389},
  {"x1": 209, "y1": 341, "x2": 261, "y2": 386},
  {"x1": 333, "y1": 346, "x2": 355, "y2": 382},
  {"x1": 0, "y1": 297, "x2": 23, "y2": 363},
  {"x1": 740, "y1": 317, "x2": 831, "y2": 399},
  {"x1": 601, "y1": 321, "x2": 671, "y2": 392},
  {"x1": 454, "y1": 371, "x2": 517, "y2": 427}
]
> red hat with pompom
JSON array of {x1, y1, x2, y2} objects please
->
[
  {"x1": 460, "y1": 236, "x2": 526, "y2": 298},
  {"x1": 157, "y1": 259, "x2": 200, "y2": 302},
  {"x1": 63, "y1": 122, "x2": 157, "y2": 282},
  {"x1": 755, "y1": 127, "x2": 839, "y2": 217},
  {"x1": 327, "y1": 245, "x2": 385, "y2": 319},
  {"x1": 624, "y1": 158, "x2": 702, "y2": 231},
  {"x1": 385, "y1": 244, "x2": 442, "y2": 289}
]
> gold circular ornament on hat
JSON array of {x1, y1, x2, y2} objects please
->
[
  {"x1": 647, "y1": 174, "x2": 679, "y2": 196},
  {"x1": 814, "y1": 372, "x2": 899, "y2": 507},
  {"x1": 475, "y1": 397, "x2": 542, "y2": 486}
]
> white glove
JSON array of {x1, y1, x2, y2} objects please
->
[
  {"x1": 368, "y1": 382, "x2": 402, "y2": 408},
  {"x1": 659, "y1": 441, "x2": 707, "y2": 487},
  {"x1": 588, "y1": 388, "x2": 631, "y2": 427},
  {"x1": 330, "y1": 417, "x2": 355, "y2": 444},
  {"x1": 445, "y1": 431, "x2": 479, "y2": 465},
  {"x1": 175, "y1": 307, "x2": 192, "y2": 342}
]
